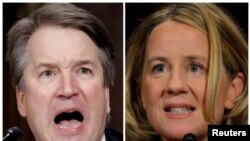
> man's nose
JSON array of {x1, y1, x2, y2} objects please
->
[
  {"x1": 58, "y1": 72, "x2": 78, "y2": 99},
  {"x1": 165, "y1": 71, "x2": 188, "y2": 95}
]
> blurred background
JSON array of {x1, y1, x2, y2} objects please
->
[{"x1": 3, "y1": 3, "x2": 123, "y2": 141}]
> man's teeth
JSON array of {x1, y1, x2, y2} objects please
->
[
  {"x1": 58, "y1": 120, "x2": 81, "y2": 129},
  {"x1": 169, "y1": 107, "x2": 193, "y2": 114}
]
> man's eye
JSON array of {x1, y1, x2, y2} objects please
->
[
  {"x1": 42, "y1": 70, "x2": 53, "y2": 77},
  {"x1": 80, "y1": 67, "x2": 91, "y2": 74},
  {"x1": 152, "y1": 64, "x2": 167, "y2": 73}
]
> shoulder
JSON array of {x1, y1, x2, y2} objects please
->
[{"x1": 105, "y1": 128, "x2": 123, "y2": 141}]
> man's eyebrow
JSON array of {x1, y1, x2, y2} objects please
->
[
  {"x1": 34, "y1": 60, "x2": 97, "y2": 69},
  {"x1": 73, "y1": 60, "x2": 97, "y2": 67},
  {"x1": 35, "y1": 62, "x2": 58, "y2": 69}
]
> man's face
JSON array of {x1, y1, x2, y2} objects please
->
[{"x1": 16, "y1": 26, "x2": 110, "y2": 141}]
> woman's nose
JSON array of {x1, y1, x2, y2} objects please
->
[{"x1": 165, "y1": 71, "x2": 188, "y2": 95}]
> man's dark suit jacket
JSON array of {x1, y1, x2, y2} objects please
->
[{"x1": 105, "y1": 128, "x2": 123, "y2": 141}]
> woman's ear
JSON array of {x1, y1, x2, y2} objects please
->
[
  {"x1": 16, "y1": 86, "x2": 27, "y2": 117},
  {"x1": 140, "y1": 91, "x2": 146, "y2": 109},
  {"x1": 225, "y1": 72, "x2": 245, "y2": 109}
]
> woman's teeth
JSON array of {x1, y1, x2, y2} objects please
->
[{"x1": 168, "y1": 107, "x2": 193, "y2": 114}]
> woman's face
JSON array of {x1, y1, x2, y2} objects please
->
[{"x1": 141, "y1": 21, "x2": 236, "y2": 141}]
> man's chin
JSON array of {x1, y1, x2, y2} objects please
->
[{"x1": 53, "y1": 119, "x2": 85, "y2": 135}]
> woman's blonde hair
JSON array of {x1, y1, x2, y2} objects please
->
[{"x1": 126, "y1": 3, "x2": 248, "y2": 140}]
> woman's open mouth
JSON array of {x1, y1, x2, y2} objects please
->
[
  {"x1": 164, "y1": 104, "x2": 196, "y2": 119},
  {"x1": 164, "y1": 107, "x2": 195, "y2": 114}
]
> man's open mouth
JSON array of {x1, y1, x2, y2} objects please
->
[{"x1": 54, "y1": 111, "x2": 84, "y2": 129}]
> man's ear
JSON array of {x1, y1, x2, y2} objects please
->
[
  {"x1": 105, "y1": 88, "x2": 110, "y2": 114},
  {"x1": 225, "y1": 72, "x2": 245, "y2": 109},
  {"x1": 16, "y1": 86, "x2": 26, "y2": 117}
]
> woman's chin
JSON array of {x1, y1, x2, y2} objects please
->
[{"x1": 157, "y1": 123, "x2": 207, "y2": 141}]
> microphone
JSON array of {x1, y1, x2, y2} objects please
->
[
  {"x1": 182, "y1": 133, "x2": 197, "y2": 141},
  {"x1": 3, "y1": 127, "x2": 22, "y2": 141}
]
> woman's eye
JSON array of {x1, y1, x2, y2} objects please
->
[
  {"x1": 152, "y1": 64, "x2": 167, "y2": 73},
  {"x1": 80, "y1": 67, "x2": 91, "y2": 74},
  {"x1": 188, "y1": 63, "x2": 203, "y2": 73}
]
